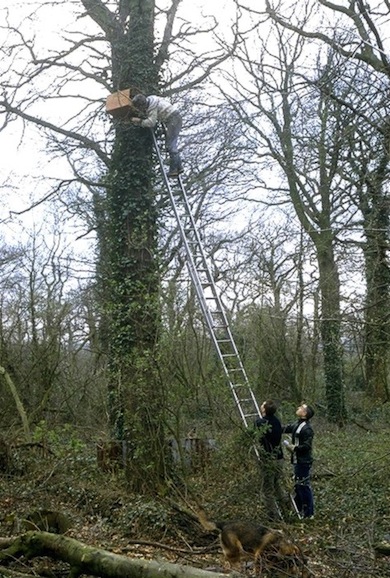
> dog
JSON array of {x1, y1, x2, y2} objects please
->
[{"x1": 198, "y1": 510, "x2": 311, "y2": 576}]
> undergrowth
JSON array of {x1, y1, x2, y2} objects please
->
[
  {"x1": 184, "y1": 411, "x2": 390, "y2": 577},
  {"x1": 0, "y1": 405, "x2": 389, "y2": 578}
]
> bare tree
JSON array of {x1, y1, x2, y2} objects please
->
[
  {"x1": 0, "y1": 225, "x2": 103, "y2": 432},
  {"x1": 218, "y1": 12, "x2": 353, "y2": 422},
  {"x1": 264, "y1": 0, "x2": 390, "y2": 401}
]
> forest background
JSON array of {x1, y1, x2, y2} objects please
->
[{"x1": 0, "y1": 1, "x2": 389, "y2": 577}]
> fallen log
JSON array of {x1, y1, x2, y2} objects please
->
[{"x1": 0, "y1": 531, "x2": 228, "y2": 578}]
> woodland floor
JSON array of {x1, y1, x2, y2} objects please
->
[{"x1": 0, "y1": 407, "x2": 389, "y2": 578}]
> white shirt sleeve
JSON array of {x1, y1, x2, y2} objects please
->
[{"x1": 140, "y1": 108, "x2": 158, "y2": 128}]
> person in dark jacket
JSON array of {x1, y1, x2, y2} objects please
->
[
  {"x1": 130, "y1": 93, "x2": 183, "y2": 178},
  {"x1": 255, "y1": 399, "x2": 287, "y2": 520},
  {"x1": 283, "y1": 403, "x2": 315, "y2": 519}
]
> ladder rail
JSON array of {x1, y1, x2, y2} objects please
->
[
  {"x1": 152, "y1": 131, "x2": 262, "y2": 433},
  {"x1": 177, "y1": 174, "x2": 252, "y2": 376},
  {"x1": 152, "y1": 133, "x2": 221, "y2": 341}
]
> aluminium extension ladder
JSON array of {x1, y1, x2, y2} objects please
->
[
  {"x1": 153, "y1": 133, "x2": 296, "y2": 519},
  {"x1": 152, "y1": 132, "x2": 262, "y2": 441}
]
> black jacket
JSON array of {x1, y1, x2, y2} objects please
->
[
  {"x1": 255, "y1": 414, "x2": 283, "y2": 460},
  {"x1": 283, "y1": 419, "x2": 314, "y2": 464}
]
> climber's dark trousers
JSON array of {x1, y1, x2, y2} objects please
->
[{"x1": 165, "y1": 111, "x2": 183, "y2": 172}]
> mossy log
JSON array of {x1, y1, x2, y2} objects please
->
[{"x1": 0, "y1": 531, "x2": 227, "y2": 578}]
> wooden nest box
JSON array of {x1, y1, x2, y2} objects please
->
[{"x1": 106, "y1": 88, "x2": 137, "y2": 119}]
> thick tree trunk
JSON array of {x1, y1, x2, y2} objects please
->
[
  {"x1": 364, "y1": 237, "x2": 390, "y2": 401},
  {"x1": 85, "y1": 0, "x2": 168, "y2": 491},
  {"x1": 276, "y1": 75, "x2": 347, "y2": 424},
  {"x1": 0, "y1": 531, "x2": 226, "y2": 578},
  {"x1": 361, "y1": 137, "x2": 390, "y2": 402},
  {"x1": 317, "y1": 244, "x2": 347, "y2": 425}
]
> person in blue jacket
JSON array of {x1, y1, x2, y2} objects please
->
[{"x1": 283, "y1": 403, "x2": 315, "y2": 519}]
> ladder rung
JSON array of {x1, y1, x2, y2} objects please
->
[{"x1": 225, "y1": 367, "x2": 244, "y2": 374}]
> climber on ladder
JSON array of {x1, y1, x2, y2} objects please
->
[{"x1": 130, "y1": 93, "x2": 184, "y2": 178}]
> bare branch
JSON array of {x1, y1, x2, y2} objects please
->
[
  {"x1": 0, "y1": 97, "x2": 109, "y2": 166},
  {"x1": 266, "y1": 0, "x2": 390, "y2": 76},
  {"x1": 80, "y1": 0, "x2": 122, "y2": 41},
  {"x1": 155, "y1": 0, "x2": 182, "y2": 70}
]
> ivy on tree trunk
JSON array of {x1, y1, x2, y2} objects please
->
[
  {"x1": 361, "y1": 124, "x2": 390, "y2": 402},
  {"x1": 90, "y1": 0, "x2": 168, "y2": 492}
]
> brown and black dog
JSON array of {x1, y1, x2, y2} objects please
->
[{"x1": 198, "y1": 510, "x2": 311, "y2": 576}]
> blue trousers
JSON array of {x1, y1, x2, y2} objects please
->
[{"x1": 293, "y1": 463, "x2": 314, "y2": 518}]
